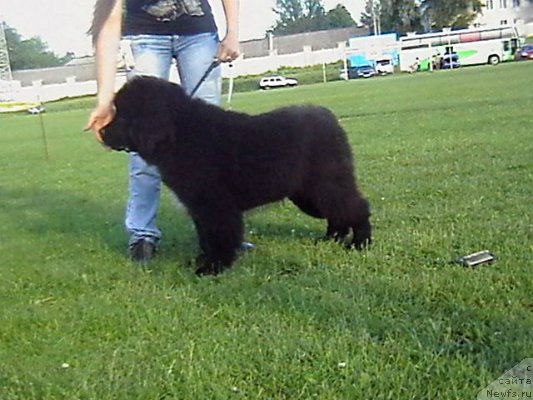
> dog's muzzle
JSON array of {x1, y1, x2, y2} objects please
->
[{"x1": 101, "y1": 128, "x2": 131, "y2": 152}]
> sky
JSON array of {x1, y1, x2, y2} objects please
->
[{"x1": 0, "y1": 0, "x2": 366, "y2": 57}]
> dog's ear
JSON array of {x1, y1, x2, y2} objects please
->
[
  {"x1": 125, "y1": 77, "x2": 190, "y2": 159},
  {"x1": 130, "y1": 108, "x2": 175, "y2": 158},
  {"x1": 113, "y1": 77, "x2": 193, "y2": 159}
]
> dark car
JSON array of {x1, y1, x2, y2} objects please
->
[
  {"x1": 441, "y1": 52, "x2": 460, "y2": 69},
  {"x1": 340, "y1": 65, "x2": 376, "y2": 80},
  {"x1": 515, "y1": 44, "x2": 533, "y2": 60},
  {"x1": 355, "y1": 65, "x2": 376, "y2": 78}
]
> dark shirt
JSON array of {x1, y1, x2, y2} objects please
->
[{"x1": 124, "y1": 0, "x2": 217, "y2": 35}]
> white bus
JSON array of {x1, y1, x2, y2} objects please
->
[{"x1": 399, "y1": 26, "x2": 521, "y2": 72}]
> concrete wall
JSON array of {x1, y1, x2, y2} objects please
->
[
  {"x1": 274, "y1": 26, "x2": 366, "y2": 54},
  {"x1": 240, "y1": 37, "x2": 271, "y2": 59},
  {"x1": 225, "y1": 42, "x2": 347, "y2": 77},
  {"x1": 4, "y1": 72, "x2": 127, "y2": 103},
  {"x1": 13, "y1": 64, "x2": 96, "y2": 87},
  {"x1": 240, "y1": 26, "x2": 367, "y2": 58}
]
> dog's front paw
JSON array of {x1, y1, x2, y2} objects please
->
[
  {"x1": 195, "y1": 265, "x2": 217, "y2": 276},
  {"x1": 352, "y1": 223, "x2": 372, "y2": 250},
  {"x1": 195, "y1": 258, "x2": 227, "y2": 276}
]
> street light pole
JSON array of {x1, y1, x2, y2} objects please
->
[
  {"x1": 0, "y1": 18, "x2": 14, "y2": 82},
  {"x1": 0, "y1": 18, "x2": 14, "y2": 101},
  {"x1": 371, "y1": 0, "x2": 377, "y2": 35}
]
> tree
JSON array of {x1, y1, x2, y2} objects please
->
[
  {"x1": 326, "y1": 4, "x2": 357, "y2": 29},
  {"x1": 273, "y1": 0, "x2": 306, "y2": 26},
  {"x1": 271, "y1": 1, "x2": 357, "y2": 35},
  {"x1": 304, "y1": 0, "x2": 326, "y2": 17},
  {"x1": 361, "y1": 0, "x2": 422, "y2": 35},
  {"x1": 420, "y1": 0, "x2": 483, "y2": 29},
  {"x1": 271, "y1": 0, "x2": 329, "y2": 35},
  {"x1": 4, "y1": 24, "x2": 73, "y2": 71},
  {"x1": 386, "y1": 0, "x2": 422, "y2": 33},
  {"x1": 360, "y1": 0, "x2": 379, "y2": 33}
]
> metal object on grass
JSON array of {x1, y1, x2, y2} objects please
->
[{"x1": 456, "y1": 250, "x2": 495, "y2": 267}]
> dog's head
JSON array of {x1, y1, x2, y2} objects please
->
[{"x1": 101, "y1": 76, "x2": 190, "y2": 160}]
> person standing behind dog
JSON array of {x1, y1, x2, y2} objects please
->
[{"x1": 85, "y1": 0, "x2": 240, "y2": 264}]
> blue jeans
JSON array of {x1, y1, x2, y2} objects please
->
[{"x1": 124, "y1": 32, "x2": 221, "y2": 247}]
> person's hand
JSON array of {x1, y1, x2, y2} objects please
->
[
  {"x1": 217, "y1": 31, "x2": 240, "y2": 63},
  {"x1": 84, "y1": 102, "x2": 115, "y2": 143}
]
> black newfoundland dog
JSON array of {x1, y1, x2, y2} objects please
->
[{"x1": 102, "y1": 76, "x2": 371, "y2": 275}]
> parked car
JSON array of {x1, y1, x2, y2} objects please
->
[
  {"x1": 27, "y1": 105, "x2": 45, "y2": 115},
  {"x1": 441, "y1": 52, "x2": 460, "y2": 69},
  {"x1": 356, "y1": 65, "x2": 376, "y2": 78},
  {"x1": 259, "y1": 75, "x2": 299, "y2": 90},
  {"x1": 339, "y1": 65, "x2": 376, "y2": 80},
  {"x1": 375, "y1": 57, "x2": 394, "y2": 75},
  {"x1": 515, "y1": 44, "x2": 533, "y2": 60}
]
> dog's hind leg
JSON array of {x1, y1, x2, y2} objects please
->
[
  {"x1": 308, "y1": 180, "x2": 371, "y2": 249},
  {"x1": 290, "y1": 193, "x2": 354, "y2": 244},
  {"x1": 290, "y1": 191, "x2": 355, "y2": 243}
]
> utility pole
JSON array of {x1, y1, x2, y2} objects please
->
[
  {"x1": 371, "y1": 1, "x2": 377, "y2": 35},
  {"x1": 371, "y1": 0, "x2": 382, "y2": 36},
  {"x1": 0, "y1": 18, "x2": 14, "y2": 101},
  {"x1": 0, "y1": 19, "x2": 13, "y2": 82}
]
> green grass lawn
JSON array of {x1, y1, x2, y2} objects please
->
[{"x1": 0, "y1": 62, "x2": 532, "y2": 399}]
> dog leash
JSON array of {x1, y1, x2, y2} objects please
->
[{"x1": 189, "y1": 59, "x2": 220, "y2": 97}]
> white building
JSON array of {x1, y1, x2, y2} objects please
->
[{"x1": 472, "y1": 0, "x2": 533, "y2": 36}]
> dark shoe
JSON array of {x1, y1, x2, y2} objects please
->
[{"x1": 129, "y1": 239, "x2": 156, "y2": 265}]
